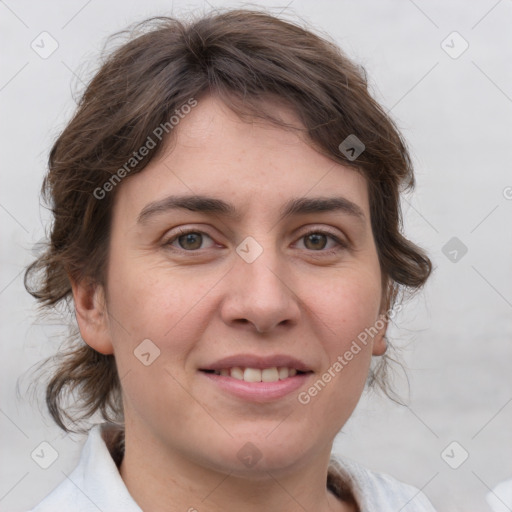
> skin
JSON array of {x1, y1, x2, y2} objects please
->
[{"x1": 72, "y1": 95, "x2": 388, "y2": 512}]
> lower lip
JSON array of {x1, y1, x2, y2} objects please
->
[{"x1": 199, "y1": 371, "x2": 311, "y2": 401}]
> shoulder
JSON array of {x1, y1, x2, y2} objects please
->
[
  {"x1": 27, "y1": 478, "x2": 86, "y2": 512},
  {"x1": 27, "y1": 424, "x2": 140, "y2": 512},
  {"x1": 328, "y1": 455, "x2": 437, "y2": 512}
]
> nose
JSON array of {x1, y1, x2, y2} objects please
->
[{"x1": 219, "y1": 245, "x2": 301, "y2": 334}]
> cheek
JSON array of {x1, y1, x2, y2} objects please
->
[
  {"x1": 103, "y1": 261, "x2": 205, "y2": 413},
  {"x1": 296, "y1": 312, "x2": 377, "y2": 434},
  {"x1": 302, "y1": 265, "x2": 382, "y2": 345},
  {"x1": 105, "y1": 253, "x2": 221, "y2": 359},
  {"x1": 294, "y1": 265, "x2": 381, "y2": 407}
]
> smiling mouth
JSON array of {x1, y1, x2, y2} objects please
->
[{"x1": 200, "y1": 367, "x2": 309, "y2": 383}]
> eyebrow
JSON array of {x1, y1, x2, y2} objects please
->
[{"x1": 137, "y1": 194, "x2": 366, "y2": 224}]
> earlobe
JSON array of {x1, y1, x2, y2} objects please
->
[
  {"x1": 70, "y1": 277, "x2": 114, "y2": 355},
  {"x1": 373, "y1": 286, "x2": 391, "y2": 356},
  {"x1": 372, "y1": 314, "x2": 388, "y2": 356},
  {"x1": 372, "y1": 331, "x2": 387, "y2": 356}
]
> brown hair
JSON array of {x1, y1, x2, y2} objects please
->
[{"x1": 25, "y1": 8, "x2": 432, "y2": 432}]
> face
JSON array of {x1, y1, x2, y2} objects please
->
[{"x1": 75, "y1": 95, "x2": 387, "y2": 477}]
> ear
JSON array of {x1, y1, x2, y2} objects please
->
[
  {"x1": 372, "y1": 285, "x2": 391, "y2": 356},
  {"x1": 371, "y1": 314, "x2": 388, "y2": 356},
  {"x1": 70, "y1": 277, "x2": 114, "y2": 355}
]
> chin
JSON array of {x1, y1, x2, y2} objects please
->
[{"x1": 198, "y1": 432, "x2": 319, "y2": 479}]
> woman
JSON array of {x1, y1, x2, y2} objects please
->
[{"x1": 25, "y1": 8, "x2": 435, "y2": 511}]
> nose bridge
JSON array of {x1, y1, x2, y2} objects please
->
[
  {"x1": 221, "y1": 234, "x2": 299, "y2": 332},
  {"x1": 235, "y1": 235, "x2": 289, "y2": 301}
]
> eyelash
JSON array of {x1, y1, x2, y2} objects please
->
[
  {"x1": 295, "y1": 229, "x2": 348, "y2": 254},
  {"x1": 163, "y1": 228, "x2": 349, "y2": 254}
]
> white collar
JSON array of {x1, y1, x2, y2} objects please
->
[
  {"x1": 31, "y1": 423, "x2": 436, "y2": 511},
  {"x1": 30, "y1": 424, "x2": 141, "y2": 511}
]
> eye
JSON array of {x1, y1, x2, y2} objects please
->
[
  {"x1": 165, "y1": 229, "x2": 216, "y2": 251},
  {"x1": 296, "y1": 230, "x2": 347, "y2": 252}
]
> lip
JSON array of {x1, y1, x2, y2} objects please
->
[
  {"x1": 199, "y1": 354, "x2": 312, "y2": 372},
  {"x1": 199, "y1": 371, "x2": 312, "y2": 401},
  {"x1": 198, "y1": 354, "x2": 314, "y2": 402}
]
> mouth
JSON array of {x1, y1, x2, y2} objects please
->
[
  {"x1": 198, "y1": 354, "x2": 313, "y2": 401},
  {"x1": 200, "y1": 366, "x2": 308, "y2": 383}
]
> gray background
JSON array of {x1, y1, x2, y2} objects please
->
[{"x1": 1, "y1": 1, "x2": 511, "y2": 511}]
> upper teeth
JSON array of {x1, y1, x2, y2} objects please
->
[{"x1": 214, "y1": 367, "x2": 298, "y2": 382}]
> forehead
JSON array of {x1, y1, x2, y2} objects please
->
[{"x1": 115, "y1": 95, "x2": 370, "y2": 221}]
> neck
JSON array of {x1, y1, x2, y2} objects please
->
[{"x1": 117, "y1": 424, "x2": 354, "y2": 512}]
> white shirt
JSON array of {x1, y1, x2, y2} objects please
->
[
  {"x1": 29, "y1": 424, "x2": 437, "y2": 511},
  {"x1": 487, "y1": 479, "x2": 512, "y2": 512}
]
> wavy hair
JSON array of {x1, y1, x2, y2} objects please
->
[{"x1": 25, "y1": 8, "x2": 432, "y2": 432}]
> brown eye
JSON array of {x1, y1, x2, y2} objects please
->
[
  {"x1": 165, "y1": 229, "x2": 218, "y2": 253},
  {"x1": 177, "y1": 232, "x2": 203, "y2": 250},
  {"x1": 303, "y1": 233, "x2": 328, "y2": 250}
]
